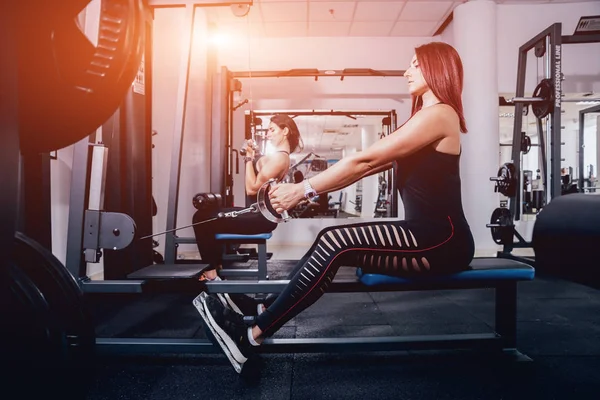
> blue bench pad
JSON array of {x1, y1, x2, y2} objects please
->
[
  {"x1": 357, "y1": 257, "x2": 534, "y2": 286},
  {"x1": 215, "y1": 233, "x2": 273, "y2": 240}
]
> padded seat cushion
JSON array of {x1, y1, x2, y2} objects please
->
[
  {"x1": 357, "y1": 257, "x2": 535, "y2": 286},
  {"x1": 215, "y1": 233, "x2": 273, "y2": 240}
]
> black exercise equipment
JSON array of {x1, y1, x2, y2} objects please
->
[
  {"x1": 487, "y1": 207, "x2": 514, "y2": 245},
  {"x1": 490, "y1": 162, "x2": 518, "y2": 198},
  {"x1": 500, "y1": 78, "x2": 555, "y2": 119},
  {"x1": 2, "y1": 2, "x2": 146, "y2": 396},
  {"x1": 491, "y1": 21, "x2": 599, "y2": 263},
  {"x1": 532, "y1": 194, "x2": 600, "y2": 289},
  {"x1": 6, "y1": 232, "x2": 95, "y2": 398},
  {"x1": 14, "y1": 231, "x2": 96, "y2": 394},
  {"x1": 193, "y1": 192, "x2": 223, "y2": 211},
  {"x1": 530, "y1": 78, "x2": 554, "y2": 119},
  {"x1": 521, "y1": 133, "x2": 532, "y2": 155},
  {"x1": 18, "y1": 0, "x2": 146, "y2": 155},
  {"x1": 504, "y1": 22, "x2": 600, "y2": 224}
]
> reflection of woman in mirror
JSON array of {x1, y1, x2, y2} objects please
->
[
  {"x1": 196, "y1": 42, "x2": 475, "y2": 372},
  {"x1": 192, "y1": 114, "x2": 303, "y2": 312}
]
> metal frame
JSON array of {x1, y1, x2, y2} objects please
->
[
  {"x1": 509, "y1": 23, "x2": 562, "y2": 222},
  {"x1": 231, "y1": 69, "x2": 406, "y2": 80},
  {"x1": 95, "y1": 276, "x2": 531, "y2": 360},
  {"x1": 163, "y1": 4, "x2": 196, "y2": 264},
  {"x1": 578, "y1": 104, "x2": 600, "y2": 191},
  {"x1": 509, "y1": 23, "x2": 600, "y2": 223},
  {"x1": 496, "y1": 23, "x2": 599, "y2": 261}
]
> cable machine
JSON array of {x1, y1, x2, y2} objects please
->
[{"x1": 489, "y1": 17, "x2": 600, "y2": 261}]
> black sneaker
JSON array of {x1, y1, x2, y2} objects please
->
[
  {"x1": 206, "y1": 277, "x2": 266, "y2": 316},
  {"x1": 222, "y1": 293, "x2": 267, "y2": 316},
  {"x1": 193, "y1": 292, "x2": 254, "y2": 373}
]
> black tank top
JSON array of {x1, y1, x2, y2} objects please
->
[
  {"x1": 395, "y1": 146, "x2": 469, "y2": 227},
  {"x1": 245, "y1": 150, "x2": 291, "y2": 206}
]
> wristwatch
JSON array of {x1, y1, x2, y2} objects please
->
[{"x1": 303, "y1": 179, "x2": 318, "y2": 199}]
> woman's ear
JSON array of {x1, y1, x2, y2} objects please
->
[{"x1": 283, "y1": 127, "x2": 289, "y2": 136}]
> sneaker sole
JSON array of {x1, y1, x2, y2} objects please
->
[
  {"x1": 193, "y1": 293, "x2": 244, "y2": 374},
  {"x1": 192, "y1": 293, "x2": 247, "y2": 371}
]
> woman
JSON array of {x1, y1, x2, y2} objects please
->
[
  {"x1": 196, "y1": 42, "x2": 475, "y2": 373},
  {"x1": 192, "y1": 114, "x2": 303, "y2": 313}
]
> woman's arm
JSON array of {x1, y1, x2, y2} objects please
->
[
  {"x1": 323, "y1": 161, "x2": 393, "y2": 194},
  {"x1": 246, "y1": 153, "x2": 289, "y2": 196},
  {"x1": 270, "y1": 105, "x2": 457, "y2": 210}
]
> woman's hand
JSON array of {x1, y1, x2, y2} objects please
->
[
  {"x1": 243, "y1": 139, "x2": 257, "y2": 160},
  {"x1": 269, "y1": 182, "x2": 305, "y2": 213}
]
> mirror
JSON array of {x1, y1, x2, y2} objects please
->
[{"x1": 246, "y1": 111, "x2": 397, "y2": 219}]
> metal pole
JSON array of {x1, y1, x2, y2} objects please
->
[
  {"x1": 549, "y1": 24, "x2": 563, "y2": 201},
  {"x1": 164, "y1": 4, "x2": 195, "y2": 264},
  {"x1": 66, "y1": 138, "x2": 93, "y2": 280},
  {"x1": 510, "y1": 43, "x2": 527, "y2": 221},
  {"x1": 544, "y1": 34, "x2": 553, "y2": 204}
]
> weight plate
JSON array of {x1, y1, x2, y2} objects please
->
[
  {"x1": 495, "y1": 163, "x2": 518, "y2": 198},
  {"x1": 18, "y1": 0, "x2": 145, "y2": 154},
  {"x1": 531, "y1": 78, "x2": 554, "y2": 119},
  {"x1": 12, "y1": 232, "x2": 96, "y2": 396},
  {"x1": 489, "y1": 207, "x2": 514, "y2": 245}
]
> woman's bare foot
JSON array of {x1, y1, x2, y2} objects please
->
[{"x1": 198, "y1": 266, "x2": 220, "y2": 281}]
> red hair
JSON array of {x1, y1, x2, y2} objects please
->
[{"x1": 410, "y1": 42, "x2": 468, "y2": 133}]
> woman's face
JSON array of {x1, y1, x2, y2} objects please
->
[
  {"x1": 404, "y1": 55, "x2": 428, "y2": 96},
  {"x1": 267, "y1": 121, "x2": 288, "y2": 146}
]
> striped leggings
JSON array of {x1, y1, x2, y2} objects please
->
[{"x1": 254, "y1": 217, "x2": 474, "y2": 337}]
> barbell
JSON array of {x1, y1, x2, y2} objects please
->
[{"x1": 500, "y1": 78, "x2": 555, "y2": 119}]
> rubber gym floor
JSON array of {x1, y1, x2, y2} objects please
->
[{"x1": 83, "y1": 259, "x2": 600, "y2": 400}]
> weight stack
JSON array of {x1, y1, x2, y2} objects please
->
[{"x1": 532, "y1": 194, "x2": 600, "y2": 289}]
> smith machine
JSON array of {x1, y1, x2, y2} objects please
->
[{"x1": 488, "y1": 18, "x2": 600, "y2": 263}]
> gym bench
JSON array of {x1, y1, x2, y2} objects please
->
[
  {"x1": 204, "y1": 257, "x2": 535, "y2": 358},
  {"x1": 215, "y1": 233, "x2": 272, "y2": 280},
  {"x1": 96, "y1": 257, "x2": 535, "y2": 361}
]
